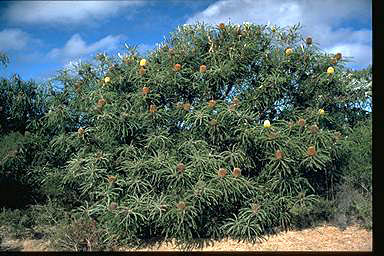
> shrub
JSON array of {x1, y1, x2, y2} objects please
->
[
  {"x1": 1, "y1": 22, "x2": 372, "y2": 246},
  {"x1": 49, "y1": 213, "x2": 111, "y2": 251},
  {"x1": 0, "y1": 74, "x2": 48, "y2": 135}
]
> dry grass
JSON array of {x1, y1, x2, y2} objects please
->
[
  {"x1": 1, "y1": 224, "x2": 372, "y2": 252},
  {"x1": 121, "y1": 224, "x2": 372, "y2": 252}
]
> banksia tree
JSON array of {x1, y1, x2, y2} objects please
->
[{"x1": 37, "y1": 22, "x2": 371, "y2": 245}]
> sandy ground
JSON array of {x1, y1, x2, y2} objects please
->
[{"x1": 1, "y1": 224, "x2": 372, "y2": 252}]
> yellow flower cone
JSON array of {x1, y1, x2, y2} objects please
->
[
  {"x1": 140, "y1": 59, "x2": 147, "y2": 67},
  {"x1": 285, "y1": 48, "x2": 293, "y2": 56},
  {"x1": 263, "y1": 120, "x2": 271, "y2": 128},
  {"x1": 327, "y1": 67, "x2": 335, "y2": 75},
  {"x1": 319, "y1": 109, "x2": 325, "y2": 116},
  {"x1": 104, "y1": 76, "x2": 111, "y2": 83}
]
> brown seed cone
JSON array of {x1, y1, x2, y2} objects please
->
[
  {"x1": 209, "y1": 119, "x2": 218, "y2": 126},
  {"x1": 268, "y1": 132, "x2": 279, "y2": 140},
  {"x1": 309, "y1": 125, "x2": 319, "y2": 134},
  {"x1": 142, "y1": 86, "x2": 150, "y2": 95},
  {"x1": 74, "y1": 81, "x2": 82, "y2": 92},
  {"x1": 335, "y1": 131, "x2": 343, "y2": 141},
  {"x1": 108, "y1": 175, "x2": 117, "y2": 184},
  {"x1": 331, "y1": 58, "x2": 337, "y2": 65},
  {"x1": 176, "y1": 201, "x2": 186, "y2": 210},
  {"x1": 251, "y1": 203, "x2": 260, "y2": 214},
  {"x1": 208, "y1": 99, "x2": 216, "y2": 108},
  {"x1": 183, "y1": 103, "x2": 191, "y2": 111},
  {"x1": 139, "y1": 66, "x2": 146, "y2": 76},
  {"x1": 275, "y1": 150, "x2": 284, "y2": 160},
  {"x1": 176, "y1": 163, "x2": 186, "y2": 173},
  {"x1": 149, "y1": 104, "x2": 157, "y2": 113},
  {"x1": 218, "y1": 168, "x2": 227, "y2": 177},
  {"x1": 95, "y1": 152, "x2": 103, "y2": 160},
  {"x1": 232, "y1": 167, "x2": 241, "y2": 177},
  {"x1": 232, "y1": 97, "x2": 239, "y2": 106},
  {"x1": 219, "y1": 23, "x2": 225, "y2": 30},
  {"x1": 306, "y1": 36, "x2": 313, "y2": 45},
  {"x1": 335, "y1": 52, "x2": 342, "y2": 60},
  {"x1": 97, "y1": 98, "x2": 106, "y2": 107},
  {"x1": 230, "y1": 98, "x2": 239, "y2": 111},
  {"x1": 109, "y1": 64, "x2": 116, "y2": 72},
  {"x1": 307, "y1": 146, "x2": 317, "y2": 156},
  {"x1": 298, "y1": 118, "x2": 305, "y2": 127},
  {"x1": 176, "y1": 103, "x2": 183, "y2": 109},
  {"x1": 199, "y1": 64, "x2": 207, "y2": 73},
  {"x1": 78, "y1": 127, "x2": 85, "y2": 137},
  {"x1": 123, "y1": 56, "x2": 130, "y2": 65},
  {"x1": 109, "y1": 202, "x2": 117, "y2": 210},
  {"x1": 174, "y1": 63, "x2": 181, "y2": 72}
]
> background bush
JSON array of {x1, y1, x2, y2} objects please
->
[{"x1": 333, "y1": 118, "x2": 372, "y2": 229}]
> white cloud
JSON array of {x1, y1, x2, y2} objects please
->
[
  {"x1": 4, "y1": 1, "x2": 144, "y2": 25},
  {"x1": 186, "y1": 0, "x2": 372, "y2": 68},
  {"x1": 0, "y1": 28, "x2": 30, "y2": 51},
  {"x1": 48, "y1": 33, "x2": 123, "y2": 61}
]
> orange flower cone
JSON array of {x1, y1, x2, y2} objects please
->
[
  {"x1": 208, "y1": 99, "x2": 216, "y2": 108},
  {"x1": 183, "y1": 103, "x2": 191, "y2": 111},
  {"x1": 232, "y1": 167, "x2": 241, "y2": 177},
  {"x1": 177, "y1": 163, "x2": 185, "y2": 173},
  {"x1": 142, "y1": 86, "x2": 150, "y2": 95},
  {"x1": 199, "y1": 64, "x2": 207, "y2": 73},
  {"x1": 218, "y1": 168, "x2": 227, "y2": 177},
  {"x1": 174, "y1": 63, "x2": 181, "y2": 72},
  {"x1": 275, "y1": 150, "x2": 284, "y2": 160},
  {"x1": 307, "y1": 146, "x2": 317, "y2": 156}
]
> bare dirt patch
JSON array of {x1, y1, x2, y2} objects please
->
[{"x1": 1, "y1": 224, "x2": 372, "y2": 251}]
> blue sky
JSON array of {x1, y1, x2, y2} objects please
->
[{"x1": 0, "y1": 0, "x2": 372, "y2": 82}]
